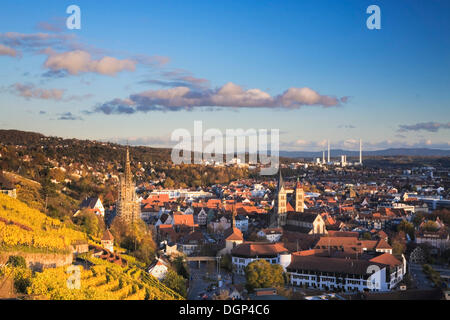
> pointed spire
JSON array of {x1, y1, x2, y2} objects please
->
[
  {"x1": 232, "y1": 204, "x2": 237, "y2": 228},
  {"x1": 296, "y1": 176, "x2": 302, "y2": 189},
  {"x1": 277, "y1": 169, "x2": 284, "y2": 191},
  {"x1": 125, "y1": 145, "x2": 132, "y2": 183}
]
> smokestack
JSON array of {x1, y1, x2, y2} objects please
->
[
  {"x1": 327, "y1": 140, "x2": 330, "y2": 163},
  {"x1": 359, "y1": 139, "x2": 362, "y2": 165},
  {"x1": 322, "y1": 150, "x2": 325, "y2": 164}
]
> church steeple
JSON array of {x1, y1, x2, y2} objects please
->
[
  {"x1": 232, "y1": 204, "x2": 237, "y2": 228},
  {"x1": 275, "y1": 168, "x2": 287, "y2": 218},
  {"x1": 295, "y1": 177, "x2": 304, "y2": 213},
  {"x1": 277, "y1": 169, "x2": 285, "y2": 191},
  {"x1": 116, "y1": 146, "x2": 140, "y2": 224},
  {"x1": 296, "y1": 177, "x2": 302, "y2": 189},
  {"x1": 125, "y1": 146, "x2": 132, "y2": 184}
]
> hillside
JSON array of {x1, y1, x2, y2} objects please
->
[
  {"x1": 0, "y1": 193, "x2": 86, "y2": 254},
  {"x1": 26, "y1": 256, "x2": 183, "y2": 300},
  {"x1": 0, "y1": 194, "x2": 183, "y2": 300},
  {"x1": 0, "y1": 129, "x2": 250, "y2": 205},
  {"x1": 0, "y1": 129, "x2": 173, "y2": 165}
]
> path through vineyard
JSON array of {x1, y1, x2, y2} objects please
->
[{"x1": 0, "y1": 269, "x2": 16, "y2": 299}]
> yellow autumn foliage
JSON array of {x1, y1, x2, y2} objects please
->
[
  {"x1": 25, "y1": 259, "x2": 184, "y2": 300},
  {"x1": 0, "y1": 193, "x2": 85, "y2": 253}
]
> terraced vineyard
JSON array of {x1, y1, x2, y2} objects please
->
[
  {"x1": 0, "y1": 193, "x2": 85, "y2": 253},
  {"x1": 0, "y1": 194, "x2": 183, "y2": 300},
  {"x1": 27, "y1": 257, "x2": 183, "y2": 300}
]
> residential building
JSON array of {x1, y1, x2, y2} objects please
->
[{"x1": 231, "y1": 242, "x2": 290, "y2": 275}]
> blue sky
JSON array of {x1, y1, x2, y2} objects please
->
[{"x1": 0, "y1": 0, "x2": 449, "y2": 151}]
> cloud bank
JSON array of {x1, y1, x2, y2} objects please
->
[
  {"x1": 398, "y1": 122, "x2": 450, "y2": 133},
  {"x1": 140, "y1": 69, "x2": 210, "y2": 90},
  {"x1": 0, "y1": 32, "x2": 75, "y2": 53},
  {"x1": 44, "y1": 49, "x2": 136, "y2": 76},
  {"x1": 9, "y1": 83, "x2": 93, "y2": 102},
  {"x1": 92, "y1": 82, "x2": 347, "y2": 114},
  {"x1": 11, "y1": 83, "x2": 65, "y2": 100},
  {"x1": 57, "y1": 112, "x2": 83, "y2": 120}
]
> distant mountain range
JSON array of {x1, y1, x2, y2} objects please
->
[{"x1": 279, "y1": 148, "x2": 450, "y2": 158}]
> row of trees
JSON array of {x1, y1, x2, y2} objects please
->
[{"x1": 162, "y1": 165, "x2": 249, "y2": 188}]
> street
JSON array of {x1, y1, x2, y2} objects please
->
[
  {"x1": 409, "y1": 263, "x2": 434, "y2": 289},
  {"x1": 187, "y1": 261, "x2": 233, "y2": 300}
]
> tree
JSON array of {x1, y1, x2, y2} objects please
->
[
  {"x1": 164, "y1": 177, "x2": 175, "y2": 188},
  {"x1": 110, "y1": 217, "x2": 156, "y2": 265},
  {"x1": 244, "y1": 260, "x2": 284, "y2": 291},
  {"x1": 422, "y1": 221, "x2": 439, "y2": 232},
  {"x1": 432, "y1": 208, "x2": 450, "y2": 225},
  {"x1": 412, "y1": 213, "x2": 425, "y2": 227},
  {"x1": 362, "y1": 232, "x2": 372, "y2": 240},
  {"x1": 72, "y1": 209, "x2": 105, "y2": 237},
  {"x1": 173, "y1": 255, "x2": 190, "y2": 279},
  {"x1": 162, "y1": 269, "x2": 187, "y2": 297},
  {"x1": 397, "y1": 220, "x2": 415, "y2": 240},
  {"x1": 49, "y1": 168, "x2": 65, "y2": 183},
  {"x1": 392, "y1": 239, "x2": 406, "y2": 257},
  {"x1": 110, "y1": 216, "x2": 128, "y2": 244},
  {"x1": 7, "y1": 256, "x2": 31, "y2": 294},
  {"x1": 7, "y1": 255, "x2": 27, "y2": 268},
  {"x1": 13, "y1": 268, "x2": 32, "y2": 294},
  {"x1": 220, "y1": 254, "x2": 232, "y2": 272}
]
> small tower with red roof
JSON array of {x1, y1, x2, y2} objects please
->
[{"x1": 101, "y1": 229, "x2": 115, "y2": 253}]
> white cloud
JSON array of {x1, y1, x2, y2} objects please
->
[
  {"x1": 11, "y1": 83, "x2": 64, "y2": 100},
  {"x1": 9, "y1": 83, "x2": 92, "y2": 102},
  {"x1": 44, "y1": 50, "x2": 136, "y2": 76},
  {"x1": 0, "y1": 44, "x2": 18, "y2": 57},
  {"x1": 398, "y1": 122, "x2": 450, "y2": 133},
  {"x1": 93, "y1": 82, "x2": 345, "y2": 114}
]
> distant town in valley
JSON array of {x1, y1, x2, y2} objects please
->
[{"x1": 0, "y1": 130, "x2": 448, "y2": 300}]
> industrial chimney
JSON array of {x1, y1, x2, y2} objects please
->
[
  {"x1": 327, "y1": 140, "x2": 330, "y2": 163},
  {"x1": 359, "y1": 139, "x2": 363, "y2": 165}
]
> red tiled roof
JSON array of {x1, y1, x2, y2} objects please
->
[
  {"x1": 375, "y1": 239, "x2": 392, "y2": 250},
  {"x1": 231, "y1": 242, "x2": 288, "y2": 257},
  {"x1": 327, "y1": 231, "x2": 359, "y2": 238},
  {"x1": 369, "y1": 253, "x2": 401, "y2": 266},
  {"x1": 224, "y1": 227, "x2": 244, "y2": 241},
  {"x1": 173, "y1": 214, "x2": 195, "y2": 227},
  {"x1": 288, "y1": 255, "x2": 383, "y2": 275},
  {"x1": 102, "y1": 229, "x2": 114, "y2": 241}
]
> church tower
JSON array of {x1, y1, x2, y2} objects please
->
[
  {"x1": 232, "y1": 204, "x2": 237, "y2": 228},
  {"x1": 275, "y1": 170, "x2": 287, "y2": 227},
  {"x1": 116, "y1": 146, "x2": 141, "y2": 224},
  {"x1": 294, "y1": 177, "x2": 304, "y2": 213},
  {"x1": 276, "y1": 170, "x2": 287, "y2": 214}
]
